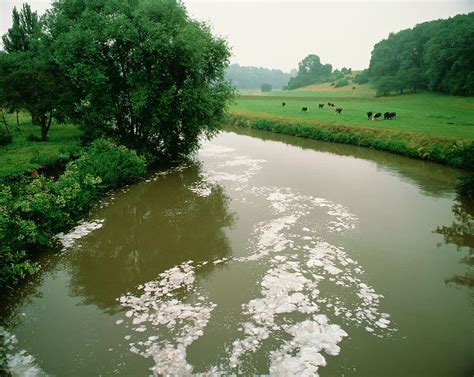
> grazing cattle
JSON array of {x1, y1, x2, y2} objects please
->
[
  {"x1": 384, "y1": 112, "x2": 390, "y2": 120},
  {"x1": 335, "y1": 108, "x2": 342, "y2": 114},
  {"x1": 367, "y1": 111, "x2": 373, "y2": 120},
  {"x1": 282, "y1": 102, "x2": 286, "y2": 107},
  {"x1": 301, "y1": 107, "x2": 309, "y2": 112},
  {"x1": 373, "y1": 112, "x2": 382, "y2": 120},
  {"x1": 327, "y1": 102, "x2": 335, "y2": 108},
  {"x1": 318, "y1": 104, "x2": 324, "y2": 109},
  {"x1": 389, "y1": 112, "x2": 396, "y2": 119}
]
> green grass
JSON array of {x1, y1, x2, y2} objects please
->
[
  {"x1": 231, "y1": 84, "x2": 474, "y2": 140},
  {"x1": 0, "y1": 112, "x2": 82, "y2": 178}
]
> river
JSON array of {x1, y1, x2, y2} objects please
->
[{"x1": 1, "y1": 127, "x2": 473, "y2": 376}]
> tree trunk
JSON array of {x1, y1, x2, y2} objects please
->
[
  {"x1": 40, "y1": 110, "x2": 53, "y2": 141},
  {"x1": 15, "y1": 110, "x2": 20, "y2": 131}
]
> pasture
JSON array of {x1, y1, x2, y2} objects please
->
[{"x1": 232, "y1": 84, "x2": 474, "y2": 141}]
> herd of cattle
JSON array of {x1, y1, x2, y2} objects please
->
[{"x1": 281, "y1": 102, "x2": 396, "y2": 120}]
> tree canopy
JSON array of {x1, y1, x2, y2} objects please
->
[
  {"x1": 44, "y1": 0, "x2": 233, "y2": 159},
  {"x1": 287, "y1": 54, "x2": 333, "y2": 90},
  {"x1": 368, "y1": 12, "x2": 474, "y2": 96}
]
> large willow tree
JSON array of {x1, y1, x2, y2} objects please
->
[{"x1": 47, "y1": 0, "x2": 233, "y2": 159}]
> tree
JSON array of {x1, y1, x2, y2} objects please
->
[
  {"x1": 368, "y1": 12, "x2": 474, "y2": 96},
  {"x1": 47, "y1": 0, "x2": 234, "y2": 160},
  {"x1": 261, "y1": 83, "x2": 272, "y2": 92},
  {"x1": 287, "y1": 54, "x2": 333, "y2": 90},
  {"x1": 0, "y1": 3, "x2": 74, "y2": 141},
  {"x1": 2, "y1": 4, "x2": 40, "y2": 53}
]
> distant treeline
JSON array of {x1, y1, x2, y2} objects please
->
[
  {"x1": 366, "y1": 12, "x2": 474, "y2": 96},
  {"x1": 225, "y1": 64, "x2": 294, "y2": 89}
]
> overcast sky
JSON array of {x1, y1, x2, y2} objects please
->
[{"x1": 1, "y1": 0, "x2": 473, "y2": 72}]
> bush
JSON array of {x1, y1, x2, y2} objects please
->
[
  {"x1": 0, "y1": 130, "x2": 12, "y2": 146},
  {"x1": 0, "y1": 138, "x2": 147, "y2": 290},
  {"x1": 335, "y1": 78, "x2": 349, "y2": 88},
  {"x1": 353, "y1": 70, "x2": 370, "y2": 84},
  {"x1": 70, "y1": 139, "x2": 147, "y2": 190}
]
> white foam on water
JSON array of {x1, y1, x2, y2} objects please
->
[
  {"x1": 55, "y1": 219, "x2": 104, "y2": 251},
  {"x1": 0, "y1": 327, "x2": 47, "y2": 377},
  {"x1": 118, "y1": 262, "x2": 216, "y2": 376},
  {"x1": 115, "y1": 140, "x2": 394, "y2": 375}
]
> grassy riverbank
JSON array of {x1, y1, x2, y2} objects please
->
[
  {"x1": 0, "y1": 112, "x2": 82, "y2": 178},
  {"x1": 0, "y1": 115, "x2": 147, "y2": 290},
  {"x1": 229, "y1": 84, "x2": 474, "y2": 170}
]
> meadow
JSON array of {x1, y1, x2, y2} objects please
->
[
  {"x1": 0, "y1": 113, "x2": 81, "y2": 178},
  {"x1": 231, "y1": 83, "x2": 474, "y2": 140}
]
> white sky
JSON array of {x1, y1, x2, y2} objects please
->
[{"x1": 1, "y1": 0, "x2": 473, "y2": 72}]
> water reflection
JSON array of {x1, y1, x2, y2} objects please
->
[
  {"x1": 226, "y1": 125, "x2": 464, "y2": 198},
  {"x1": 66, "y1": 163, "x2": 235, "y2": 312},
  {"x1": 435, "y1": 197, "x2": 474, "y2": 287}
]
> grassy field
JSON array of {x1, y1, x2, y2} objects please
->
[
  {"x1": 232, "y1": 83, "x2": 474, "y2": 140},
  {"x1": 0, "y1": 112, "x2": 82, "y2": 178}
]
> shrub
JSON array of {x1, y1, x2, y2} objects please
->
[
  {"x1": 335, "y1": 78, "x2": 349, "y2": 88},
  {"x1": 70, "y1": 139, "x2": 147, "y2": 190},
  {"x1": 0, "y1": 138, "x2": 147, "y2": 290}
]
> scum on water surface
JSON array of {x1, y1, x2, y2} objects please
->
[{"x1": 115, "y1": 139, "x2": 395, "y2": 376}]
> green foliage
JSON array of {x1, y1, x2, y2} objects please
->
[
  {"x1": 261, "y1": 83, "x2": 272, "y2": 92},
  {"x1": 47, "y1": 0, "x2": 233, "y2": 160},
  {"x1": 228, "y1": 113, "x2": 474, "y2": 170},
  {"x1": 1, "y1": 3, "x2": 40, "y2": 53},
  {"x1": 226, "y1": 64, "x2": 292, "y2": 89},
  {"x1": 68, "y1": 139, "x2": 146, "y2": 190},
  {"x1": 369, "y1": 13, "x2": 474, "y2": 96},
  {"x1": 334, "y1": 78, "x2": 349, "y2": 88},
  {"x1": 287, "y1": 54, "x2": 333, "y2": 90},
  {"x1": 0, "y1": 138, "x2": 146, "y2": 290},
  {"x1": 0, "y1": 5, "x2": 75, "y2": 141},
  {"x1": 353, "y1": 70, "x2": 369, "y2": 84}
]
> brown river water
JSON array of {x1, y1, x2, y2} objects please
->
[{"x1": 1, "y1": 126, "x2": 473, "y2": 376}]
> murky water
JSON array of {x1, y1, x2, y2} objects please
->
[{"x1": 1, "y1": 128, "x2": 473, "y2": 376}]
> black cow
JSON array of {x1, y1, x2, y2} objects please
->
[
  {"x1": 301, "y1": 107, "x2": 309, "y2": 112},
  {"x1": 367, "y1": 111, "x2": 373, "y2": 120},
  {"x1": 318, "y1": 104, "x2": 324, "y2": 109},
  {"x1": 389, "y1": 112, "x2": 396, "y2": 119},
  {"x1": 335, "y1": 108, "x2": 342, "y2": 114},
  {"x1": 384, "y1": 112, "x2": 390, "y2": 120},
  {"x1": 327, "y1": 102, "x2": 335, "y2": 108},
  {"x1": 373, "y1": 112, "x2": 382, "y2": 120},
  {"x1": 282, "y1": 102, "x2": 286, "y2": 107}
]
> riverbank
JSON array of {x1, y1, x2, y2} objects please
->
[
  {"x1": 227, "y1": 114, "x2": 474, "y2": 171},
  {"x1": 0, "y1": 113, "x2": 82, "y2": 179},
  {"x1": 0, "y1": 138, "x2": 146, "y2": 292}
]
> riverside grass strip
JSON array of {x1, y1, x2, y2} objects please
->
[{"x1": 227, "y1": 113, "x2": 474, "y2": 171}]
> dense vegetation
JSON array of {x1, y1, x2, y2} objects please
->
[
  {"x1": 225, "y1": 63, "x2": 292, "y2": 89},
  {"x1": 287, "y1": 54, "x2": 352, "y2": 90},
  {"x1": 368, "y1": 12, "x2": 474, "y2": 96},
  {"x1": 1, "y1": 0, "x2": 233, "y2": 158},
  {"x1": 0, "y1": 0, "x2": 233, "y2": 291},
  {"x1": 0, "y1": 139, "x2": 146, "y2": 289}
]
